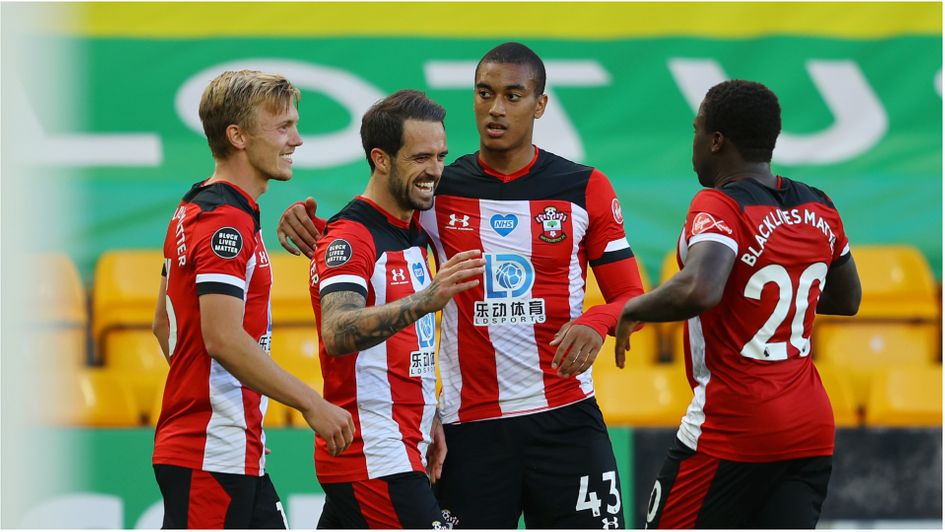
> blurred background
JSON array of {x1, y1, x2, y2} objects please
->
[{"x1": 1, "y1": 2, "x2": 941, "y2": 528}]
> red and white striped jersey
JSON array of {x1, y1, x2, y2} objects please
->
[
  {"x1": 310, "y1": 196, "x2": 438, "y2": 483},
  {"x1": 421, "y1": 147, "x2": 645, "y2": 424},
  {"x1": 676, "y1": 176, "x2": 850, "y2": 462},
  {"x1": 154, "y1": 180, "x2": 273, "y2": 476}
]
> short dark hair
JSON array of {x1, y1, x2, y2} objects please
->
[
  {"x1": 701, "y1": 80, "x2": 782, "y2": 162},
  {"x1": 360, "y1": 89, "x2": 446, "y2": 171},
  {"x1": 476, "y1": 42, "x2": 547, "y2": 95}
]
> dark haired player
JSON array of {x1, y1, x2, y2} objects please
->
[
  {"x1": 279, "y1": 43, "x2": 644, "y2": 528},
  {"x1": 310, "y1": 89, "x2": 484, "y2": 529},
  {"x1": 615, "y1": 80, "x2": 861, "y2": 528}
]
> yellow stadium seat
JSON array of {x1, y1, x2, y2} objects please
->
[
  {"x1": 815, "y1": 322, "x2": 937, "y2": 407},
  {"x1": 43, "y1": 369, "x2": 140, "y2": 427},
  {"x1": 847, "y1": 245, "x2": 938, "y2": 319},
  {"x1": 92, "y1": 249, "x2": 165, "y2": 354},
  {"x1": 268, "y1": 252, "x2": 318, "y2": 326},
  {"x1": 814, "y1": 364, "x2": 860, "y2": 427},
  {"x1": 104, "y1": 330, "x2": 169, "y2": 418},
  {"x1": 594, "y1": 365, "x2": 692, "y2": 427},
  {"x1": 264, "y1": 399, "x2": 290, "y2": 428},
  {"x1": 865, "y1": 365, "x2": 942, "y2": 427},
  {"x1": 584, "y1": 265, "x2": 658, "y2": 365},
  {"x1": 36, "y1": 253, "x2": 88, "y2": 325},
  {"x1": 271, "y1": 326, "x2": 322, "y2": 384}
]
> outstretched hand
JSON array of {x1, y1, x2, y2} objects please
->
[
  {"x1": 550, "y1": 321, "x2": 603, "y2": 378},
  {"x1": 277, "y1": 197, "x2": 320, "y2": 257},
  {"x1": 614, "y1": 303, "x2": 643, "y2": 369},
  {"x1": 421, "y1": 250, "x2": 485, "y2": 312}
]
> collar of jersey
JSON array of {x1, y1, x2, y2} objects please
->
[
  {"x1": 477, "y1": 145, "x2": 540, "y2": 183},
  {"x1": 354, "y1": 195, "x2": 412, "y2": 229},
  {"x1": 199, "y1": 178, "x2": 259, "y2": 211}
]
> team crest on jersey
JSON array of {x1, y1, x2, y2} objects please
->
[
  {"x1": 211, "y1": 227, "x2": 243, "y2": 259},
  {"x1": 325, "y1": 239, "x2": 352, "y2": 267},
  {"x1": 534, "y1": 206, "x2": 568, "y2": 243},
  {"x1": 490, "y1": 214, "x2": 518, "y2": 236},
  {"x1": 692, "y1": 212, "x2": 733, "y2": 235}
]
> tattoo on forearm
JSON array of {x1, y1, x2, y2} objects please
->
[{"x1": 321, "y1": 286, "x2": 438, "y2": 353}]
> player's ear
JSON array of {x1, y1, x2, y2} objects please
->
[
  {"x1": 226, "y1": 124, "x2": 248, "y2": 151},
  {"x1": 370, "y1": 148, "x2": 390, "y2": 173},
  {"x1": 534, "y1": 93, "x2": 548, "y2": 119},
  {"x1": 711, "y1": 131, "x2": 724, "y2": 153}
]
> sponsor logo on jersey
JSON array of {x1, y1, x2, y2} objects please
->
[
  {"x1": 612, "y1": 198, "x2": 624, "y2": 225},
  {"x1": 448, "y1": 213, "x2": 470, "y2": 227},
  {"x1": 325, "y1": 239, "x2": 352, "y2": 267},
  {"x1": 211, "y1": 227, "x2": 243, "y2": 259},
  {"x1": 391, "y1": 268, "x2": 408, "y2": 284},
  {"x1": 475, "y1": 253, "x2": 546, "y2": 326},
  {"x1": 490, "y1": 214, "x2": 518, "y2": 237},
  {"x1": 411, "y1": 261, "x2": 426, "y2": 284},
  {"x1": 692, "y1": 212, "x2": 733, "y2": 235},
  {"x1": 535, "y1": 206, "x2": 568, "y2": 243},
  {"x1": 258, "y1": 332, "x2": 272, "y2": 354},
  {"x1": 410, "y1": 314, "x2": 437, "y2": 377}
]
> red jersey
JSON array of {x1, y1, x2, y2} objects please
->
[
  {"x1": 154, "y1": 181, "x2": 273, "y2": 476},
  {"x1": 421, "y1": 147, "x2": 645, "y2": 424},
  {"x1": 676, "y1": 176, "x2": 851, "y2": 462},
  {"x1": 310, "y1": 197, "x2": 437, "y2": 483}
]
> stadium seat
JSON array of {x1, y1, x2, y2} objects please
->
[
  {"x1": 92, "y1": 249, "x2": 165, "y2": 359},
  {"x1": 103, "y1": 330, "x2": 168, "y2": 419},
  {"x1": 42, "y1": 369, "x2": 140, "y2": 427},
  {"x1": 585, "y1": 265, "x2": 659, "y2": 365},
  {"x1": 658, "y1": 249, "x2": 686, "y2": 364},
  {"x1": 268, "y1": 252, "x2": 319, "y2": 326},
  {"x1": 845, "y1": 245, "x2": 938, "y2": 319},
  {"x1": 271, "y1": 326, "x2": 322, "y2": 385},
  {"x1": 865, "y1": 365, "x2": 942, "y2": 427},
  {"x1": 815, "y1": 364, "x2": 860, "y2": 427},
  {"x1": 33, "y1": 254, "x2": 90, "y2": 368},
  {"x1": 594, "y1": 365, "x2": 692, "y2": 427}
]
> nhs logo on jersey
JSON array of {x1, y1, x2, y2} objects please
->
[
  {"x1": 411, "y1": 262, "x2": 426, "y2": 284},
  {"x1": 490, "y1": 214, "x2": 518, "y2": 237},
  {"x1": 476, "y1": 253, "x2": 546, "y2": 326}
]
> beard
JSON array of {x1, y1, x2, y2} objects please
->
[{"x1": 388, "y1": 164, "x2": 434, "y2": 212}]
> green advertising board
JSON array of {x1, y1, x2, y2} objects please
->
[{"x1": 7, "y1": 3, "x2": 942, "y2": 281}]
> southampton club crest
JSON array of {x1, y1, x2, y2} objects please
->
[{"x1": 535, "y1": 206, "x2": 568, "y2": 243}]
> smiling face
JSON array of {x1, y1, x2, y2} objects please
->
[
  {"x1": 243, "y1": 103, "x2": 303, "y2": 182},
  {"x1": 386, "y1": 119, "x2": 447, "y2": 213},
  {"x1": 473, "y1": 62, "x2": 547, "y2": 156}
]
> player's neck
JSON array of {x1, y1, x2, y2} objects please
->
[
  {"x1": 714, "y1": 163, "x2": 776, "y2": 189},
  {"x1": 363, "y1": 179, "x2": 413, "y2": 223},
  {"x1": 208, "y1": 157, "x2": 268, "y2": 200},
  {"x1": 479, "y1": 143, "x2": 536, "y2": 176}
]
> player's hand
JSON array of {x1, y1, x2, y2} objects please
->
[
  {"x1": 420, "y1": 250, "x2": 485, "y2": 312},
  {"x1": 614, "y1": 303, "x2": 643, "y2": 369},
  {"x1": 426, "y1": 416, "x2": 447, "y2": 484},
  {"x1": 303, "y1": 396, "x2": 355, "y2": 457},
  {"x1": 277, "y1": 197, "x2": 320, "y2": 257},
  {"x1": 550, "y1": 321, "x2": 603, "y2": 378}
]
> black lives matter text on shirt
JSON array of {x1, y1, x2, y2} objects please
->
[
  {"x1": 325, "y1": 239, "x2": 353, "y2": 267},
  {"x1": 211, "y1": 227, "x2": 244, "y2": 259}
]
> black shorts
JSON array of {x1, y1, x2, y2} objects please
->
[
  {"x1": 434, "y1": 397, "x2": 624, "y2": 529},
  {"x1": 153, "y1": 464, "x2": 287, "y2": 529},
  {"x1": 317, "y1": 471, "x2": 449, "y2": 529},
  {"x1": 645, "y1": 437, "x2": 832, "y2": 529}
]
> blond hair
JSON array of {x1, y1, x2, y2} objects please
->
[{"x1": 198, "y1": 70, "x2": 301, "y2": 159}]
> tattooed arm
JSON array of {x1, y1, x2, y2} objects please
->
[{"x1": 320, "y1": 249, "x2": 485, "y2": 355}]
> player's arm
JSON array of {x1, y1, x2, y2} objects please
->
[
  {"x1": 816, "y1": 254, "x2": 861, "y2": 316},
  {"x1": 152, "y1": 273, "x2": 171, "y2": 363},
  {"x1": 199, "y1": 293, "x2": 355, "y2": 455},
  {"x1": 277, "y1": 197, "x2": 326, "y2": 257},
  {"x1": 614, "y1": 240, "x2": 735, "y2": 367},
  {"x1": 320, "y1": 250, "x2": 484, "y2": 355}
]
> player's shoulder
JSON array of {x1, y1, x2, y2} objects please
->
[
  {"x1": 534, "y1": 148, "x2": 596, "y2": 179},
  {"x1": 183, "y1": 181, "x2": 260, "y2": 231},
  {"x1": 444, "y1": 153, "x2": 481, "y2": 177},
  {"x1": 717, "y1": 176, "x2": 837, "y2": 212}
]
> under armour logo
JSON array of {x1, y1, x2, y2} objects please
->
[
  {"x1": 449, "y1": 214, "x2": 470, "y2": 227},
  {"x1": 602, "y1": 517, "x2": 619, "y2": 529},
  {"x1": 391, "y1": 268, "x2": 406, "y2": 282}
]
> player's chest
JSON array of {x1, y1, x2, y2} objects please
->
[{"x1": 368, "y1": 246, "x2": 431, "y2": 302}]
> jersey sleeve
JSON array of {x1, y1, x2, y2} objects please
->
[
  {"x1": 574, "y1": 170, "x2": 646, "y2": 338},
  {"x1": 824, "y1": 194, "x2": 851, "y2": 267},
  {"x1": 190, "y1": 206, "x2": 258, "y2": 300},
  {"x1": 313, "y1": 219, "x2": 376, "y2": 301},
  {"x1": 684, "y1": 189, "x2": 742, "y2": 255}
]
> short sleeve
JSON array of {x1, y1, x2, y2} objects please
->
[
  {"x1": 314, "y1": 219, "x2": 376, "y2": 300},
  {"x1": 684, "y1": 189, "x2": 742, "y2": 255},
  {"x1": 584, "y1": 169, "x2": 635, "y2": 266},
  {"x1": 191, "y1": 206, "x2": 258, "y2": 299}
]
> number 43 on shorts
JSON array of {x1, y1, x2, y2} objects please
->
[{"x1": 576, "y1": 470, "x2": 621, "y2": 517}]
